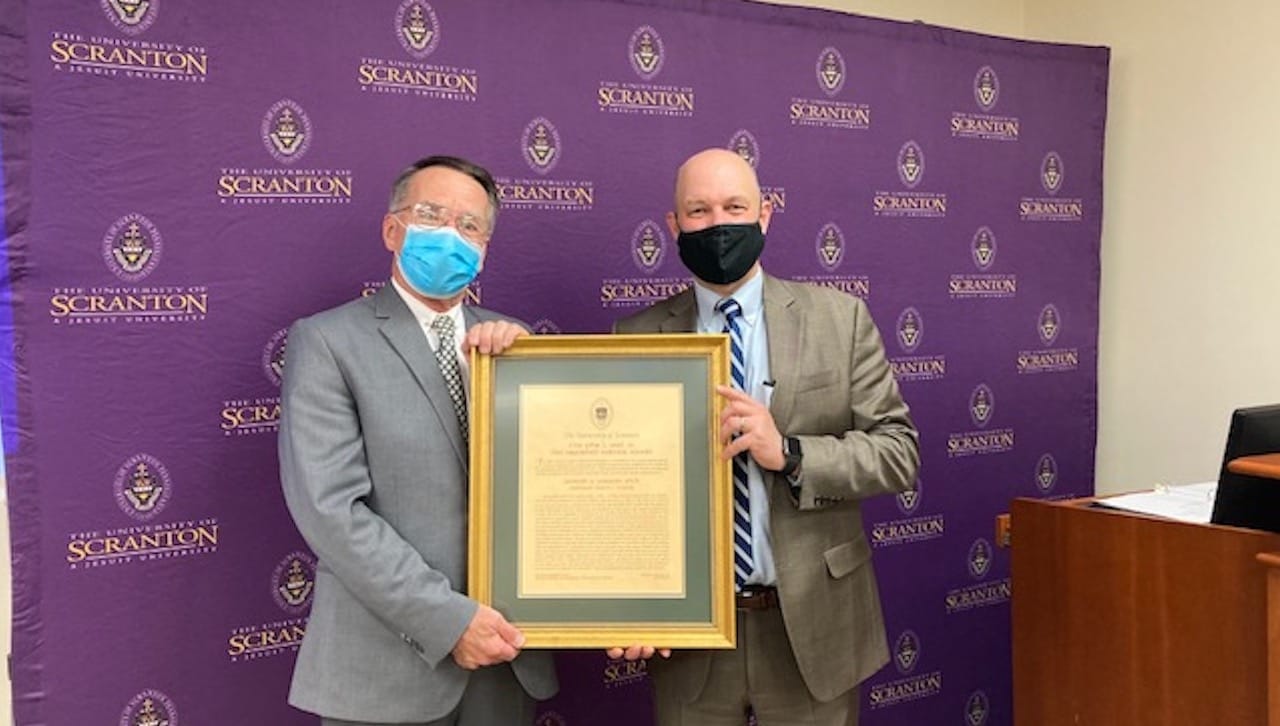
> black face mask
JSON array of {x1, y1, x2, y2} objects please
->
[{"x1": 676, "y1": 223, "x2": 765, "y2": 285}]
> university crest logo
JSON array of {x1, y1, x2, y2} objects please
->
[
  {"x1": 971, "y1": 226, "x2": 996, "y2": 270},
  {"x1": 974, "y1": 66, "x2": 999, "y2": 111},
  {"x1": 816, "y1": 47, "x2": 846, "y2": 96},
  {"x1": 101, "y1": 0, "x2": 158, "y2": 35},
  {"x1": 966, "y1": 690, "x2": 991, "y2": 726},
  {"x1": 968, "y1": 538, "x2": 993, "y2": 579},
  {"x1": 1038, "y1": 304, "x2": 1061, "y2": 345},
  {"x1": 530, "y1": 318, "x2": 562, "y2": 335},
  {"x1": 815, "y1": 223, "x2": 845, "y2": 271},
  {"x1": 119, "y1": 689, "x2": 176, "y2": 726},
  {"x1": 522, "y1": 117, "x2": 561, "y2": 175},
  {"x1": 728, "y1": 129, "x2": 760, "y2": 170},
  {"x1": 896, "y1": 307, "x2": 923, "y2": 354},
  {"x1": 632, "y1": 219, "x2": 666, "y2": 272},
  {"x1": 629, "y1": 26, "x2": 664, "y2": 80},
  {"x1": 1036, "y1": 454, "x2": 1058, "y2": 493},
  {"x1": 396, "y1": 1, "x2": 441, "y2": 59},
  {"x1": 894, "y1": 630, "x2": 921, "y2": 674},
  {"x1": 261, "y1": 100, "x2": 312, "y2": 164},
  {"x1": 113, "y1": 454, "x2": 173, "y2": 521},
  {"x1": 102, "y1": 213, "x2": 163, "y2": 282},
  {"x1": 262, "y1": 328, "x2": 289, "y2": 387},
  {"x1": 896, "y1": 478, "x2": 922, "y2": 515},
  {"x1": 897, "y1": 141, "x2": 925, "y2": 189},
  {"x1": 591, "y1": 398, "x2": 613, "y2": 429},
  {"x1": 1041, "y1": 151, "x2": 1064, "y2": 194},
  {"x1": 273, "y1": 551, "x2": 317, "y2": 614},
  {"x1": 970, "y1": 384, "x2": 994, "y2": 428}
]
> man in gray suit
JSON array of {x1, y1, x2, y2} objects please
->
[
  {"x1": 610, "y1": 148, "x2": 919, "y2": 725},
  {"x1": 279, "y1": 155, "x2": 557, "y2": 725}
]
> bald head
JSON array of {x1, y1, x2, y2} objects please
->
[{"x1": 668, "y1": 148, "x2": 772, "y2": 237}]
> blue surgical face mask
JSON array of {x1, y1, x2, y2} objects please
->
[{"x1": 395, "y1": 224, "x2": 483, "y2": 300}]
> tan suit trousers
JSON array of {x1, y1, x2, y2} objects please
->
[{"x1": 651, "y1": 607, "x2": 859, "y2": 726}]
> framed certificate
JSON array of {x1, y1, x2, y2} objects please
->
[{"x1": 468, "y1": 334, "x2": 734, "y2": 648}]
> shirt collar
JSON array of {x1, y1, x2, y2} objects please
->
[
  {"x1": 694, "y1": 268, "x2": 764, "y2": 331},
  {"x1": 390, "y1": 277, "x2": 464, "y2": 333}
]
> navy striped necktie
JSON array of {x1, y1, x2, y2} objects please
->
[{"x1": 717, "y1": 297, "x2": 753, "y2": 589}]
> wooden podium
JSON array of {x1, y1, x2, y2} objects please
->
[
  {"x1": 1007, "y1": 495, "x2": 1280, "y2": 726},
  {"x1": 1229, "y1": 452, "x2": 1280, "y2": 479}
]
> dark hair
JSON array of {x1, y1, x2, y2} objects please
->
[{"x1": 388, "y1": 155, "x2": 500, "y2": 223}]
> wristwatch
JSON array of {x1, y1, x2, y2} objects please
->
[{"x1": 779, "y1": 436, "x2": 803, "y2": 477}]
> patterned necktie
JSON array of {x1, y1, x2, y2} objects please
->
[
  {"x1": 430, "y1": 315, "x2": 468, "y2": 445},
  {"x1": 717, "y1": 297, "x2": 753, "y2": 589}
]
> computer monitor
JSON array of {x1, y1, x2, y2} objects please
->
[{"x1": 1210, "y1": 403, "x2": 1280, "y2": 533}]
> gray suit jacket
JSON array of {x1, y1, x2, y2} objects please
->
[
  {"x1": 615, "y1": 273, "x2": 919, "y2": 702},
  {"x1": 279, "y1": 285, "x2": 557, "y2": 722}
]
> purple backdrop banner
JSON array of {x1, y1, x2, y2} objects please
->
[{"x1": 0, "y1": 0, "x2": 1107, "y2": 724}]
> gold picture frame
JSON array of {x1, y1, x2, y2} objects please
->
[{"x1": 468, "y1": 334, "x2": 734, "y2": 648}]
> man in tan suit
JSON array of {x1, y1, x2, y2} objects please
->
[{"x1": 610, "y1": 149, "x2": 919, "y2": 725}]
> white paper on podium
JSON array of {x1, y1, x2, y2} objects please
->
[{"x1": 1093, "y1": 482, "x2": 1218, "y2": 524}]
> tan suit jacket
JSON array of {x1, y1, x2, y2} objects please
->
[{"x1": 614, "y1": 273, "x2": 919, "y2": 702}]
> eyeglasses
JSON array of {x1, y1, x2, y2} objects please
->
[{"x1": 393, "y1": 201, "x2": 491, "y2": 244}]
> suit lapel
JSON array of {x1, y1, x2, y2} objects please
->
[
  {"x1": 658, "y1": 282, "x2": 801, "y2": 426},
  {"x1": 374, "y1": 286, "x2": 467, "y2": 466},
  {"x1": 658, "y1": 290, "x2": 698, "y2": 333},
  {"x1": 762, "y1": 275, "x2": 802, "y2": 430}
]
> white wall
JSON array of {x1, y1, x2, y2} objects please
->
[
  {"x1": 778, "y1": 0, "x2": 1280, "y2": 494},
  {"x1": 1022, "y1": 1, "x2": 1280, "y2": 493},
  {"x1": 1, "y1": 498, "x2": 10, "y2": 726},
  {"x1": 770, "y1": 0, "x2": 1025, "y2": 36}
]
